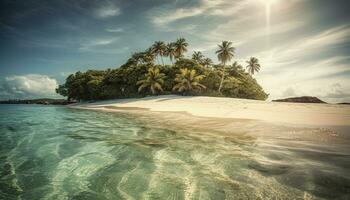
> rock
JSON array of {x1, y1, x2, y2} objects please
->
[
  {"x1": 338, "y1": 102, "x2": 350, "y2": 105},
  {"x1": 272, "y1": 96, "x2": 326, "y2": 104}
]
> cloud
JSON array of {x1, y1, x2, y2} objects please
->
[
  {"x1": 0, "y1": 74, "x2": 59, "y2": 99},
  {"x1": 150, "y1": 0, "x2": 280, "y2": 28},
  {"x1": 206, "y1": 20, "x2": 305, "y2": 49},
  {"x1": 321, "y1": 83, "x2": 350, "y2": 99},
  {"x1": 79, "y1": 38, "x2": 118, "y2": 52},
  {"x1": 257, "y1": 55, "x2": 350, "y2": 102},
  {"x1": 257, "y1": 25, "x2": 350, "y2": 68},
  {"x1": 241, "y1": 24, "x2": 350, "y2": 103},
  {"x1": 282, "y1": 87, "x2": 297, "y2": 97},
  {"x1": 105, "y1": 27, "x2": 124, "y2": 33},
  {"x1": 95, "y1": 5, "x2": 121, "y2": 18},
  {"x1": 151, "y1": 0, "x2": 247, "y2": 26},
  {"x1": 159, "y1": 24, "x2": 198, "y2": 33}
]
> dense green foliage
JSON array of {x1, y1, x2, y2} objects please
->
[
  {"x1": 137, "y1": 67, "x2": 166, "y2": 95},
  {"x1": 56, "y1": 39, "x2": 268, "y2": 101},
  {"x1": 173, "y1": 68, "x2": 206, "y2": 95}
]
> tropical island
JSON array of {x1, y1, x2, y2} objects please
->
[{"x1": 56, "y1": 39, "x2": 268, "y2": 101}]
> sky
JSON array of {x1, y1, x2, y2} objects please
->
[{"x1": 0, "y1": 0, "x2": 349, "y2": 102}]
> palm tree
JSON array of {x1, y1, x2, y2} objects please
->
[
  {"x1": 232, "y1": 61, "x2": 242, "y2": 69},
  {"x1": 174, "y1": 38, "x2": 188, "y2": 60},
  {"x1": 173, "y1": 68, "x2": 206, "y2": 95},
  {"x1": 137, "y1": 67, "x2": 166, "y2": 95},
  {"x1": 202, "y1": 58, "x2": 213, "y2": 68},
  {"x1": 129, "y1": 50, "x2": 154, "y2": 65},
  {"x1": 215, "y1": 41, "x2": 235, "y2": 93},
  {"x1": 152, "y1": 41, "x2": 166, "y2": 65},
  {"x1": 165, "y1": 43, "x2": 176, "y2": 64},
  {"x1": 145, "y1": 47, "x2": 156, "y2": 63},
  {"x1": 192, "y1": 51, "x2": 204, "y2": 64},
  {"x1": 246, "y1": 57, "x2": 261, "y2": 75},
  {"x1": 228, "y1": 61, "x2": 244, "y2": 77}
]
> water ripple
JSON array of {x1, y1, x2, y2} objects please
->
[{"x1": 0, "y1": 105, "x2": 349, "y2": 199}]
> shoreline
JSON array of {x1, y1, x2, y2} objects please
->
[
  {"x1": 71, "y1": 95, "x2": 350, "y2": 127},
  {"x1": 71, "y1": 100, "x2": 350, "y2": 144}
]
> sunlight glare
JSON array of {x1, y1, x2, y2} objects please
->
[{"x1": 260, "y1": 0, "x2": 279, "y2": 46}]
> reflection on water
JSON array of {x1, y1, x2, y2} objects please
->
[{"x1": 0, "y1": 104, "x2": 349, "y2": 199}]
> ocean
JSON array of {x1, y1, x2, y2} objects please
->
[{"x1": 0, "y1": 104, "x2": 349, "y2": 199}]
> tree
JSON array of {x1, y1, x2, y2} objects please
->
[
  {"x1": 56, "y1": 85, "x2": 68, "y2": 98},
  {"x1": 173, "y1": 68, "x2": 206, "y2": 95},
  {"x1": 127, "y1": 50, "x2": 155, "y2": 66},
  {"x1": 57, "y1": 38, "x2": 268, "y2": 101},
  {"x1": 151, "y1": 41, "x2": 166, "y2": 65},
  {"x1": 145, "y1": 48, "x2": 156, "y2": 62},
  {"x1": 174, "y1": 58, "x2": 205, "y2": 75},
  {"x1": 246, "y1": 57, "x2": 261, "y2": 75},
  {"x1": 215, "y1": 41, "x2": 235, "y2": 93},
  {"x1": 202, "y1": 58, "x2": 213, "y2": 68},
  {"x1": 174, "y1": 38, "x2": 188, "y2": 59},
  {"x1": 192, "y1": 51, "x2": 204, "y2": 64},
  {"x1": 227, "y1": 61, "x2": 244, "y2": 77},
  {"x1": 137, "y1": 67, "x2": 166, "y2": 95},
  {"x1": 231, "y1": 61, "x2": 243, "y2": 70},
  {"x1": 165, "y1": 43, "x2": 176, "y2": 64}
]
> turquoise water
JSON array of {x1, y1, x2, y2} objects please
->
[{"x1": 0, "y1": 104, "x2": 349, "y2": 200}]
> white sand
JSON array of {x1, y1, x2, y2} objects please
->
[{"x1": 74, "y1": 95, "x2": 350, "y2": 126}]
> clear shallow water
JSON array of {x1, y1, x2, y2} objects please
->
[{"x1": 0, "y1": 105, "x2": 349, "y2": 200}]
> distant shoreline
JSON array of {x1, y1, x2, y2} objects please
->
[
  {"x1": 0, "y1": 98, "x2": 76, "y2": 105},
  {"x1": 72, "y1": 95, "x2": 350, "y2": 126}
]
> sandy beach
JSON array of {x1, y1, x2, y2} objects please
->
[{"x1": 73, "y1": 95, "x2": 350, "y2": 126}]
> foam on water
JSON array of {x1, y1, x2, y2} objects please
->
[{"x1": 0, "y1": 104, "x2": 349, "y2": 199}]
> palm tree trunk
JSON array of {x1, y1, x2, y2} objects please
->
[
  {"x1": 218, "y1": 62, "x2": 225, "y2": 93},
  {"x1": 151, "y1": 86, "x2": 155, "y2": 95}
]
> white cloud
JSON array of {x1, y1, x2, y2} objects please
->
[
  {"x1": 242, "y1": 24, "x2": 350, "y2": 100},
  {"x1": 105, "y1": 27, "x2": 124, "y2": 33},
  {"x1": 0, "y1": 74, "x2": 59, "y2": 99},
  {"x1": 282, "y1": 87, "x2": 297, "y2": 97},
  {"x1": 205, "y1": 19, "x2": 305, "y2": 49},
  {"x1": 321, "y1": 83, "x2": 350, "y2": 99},
  {"x1": 95, "y1": 6, "x2": 121, "y2": 18},
  {"x1": 256, "y1": 55, "x2": 350, "y2": 103},
  {"x1": 258, "y1": 25, "x2": 350, "y2": 68},
  {"x1": 150, "y1": 0, "x2": 288, "y2": 27},
  {"x1": 79, "y1": 38, "x2": 118, "y2": 52},
  {"x1": 151, "y1": 0, "x2": 246, "y2": 26},
  {"x1": 159, "y1": 24, "x2": 198, "y2": 34}
]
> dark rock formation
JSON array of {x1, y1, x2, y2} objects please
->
[{"x1": 272, "y1": 96, "x2": 327, "y2": 104}]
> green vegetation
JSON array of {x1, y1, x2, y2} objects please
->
[
  {"x1": 56, "y1": 39, "x2": 268, "y2": 101},
  {"x1": 173, "y1": 68, "x2": 206, "y2": 95},
  {"x1": 137, "y1": 67, "x2": 166, "y2": 95},
  {"x1": 246, "y1": 57, "x2": 261, "y2": 75},
  {"x1": 215, "y1": 41, "x2": 235, "y2": 93}
]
